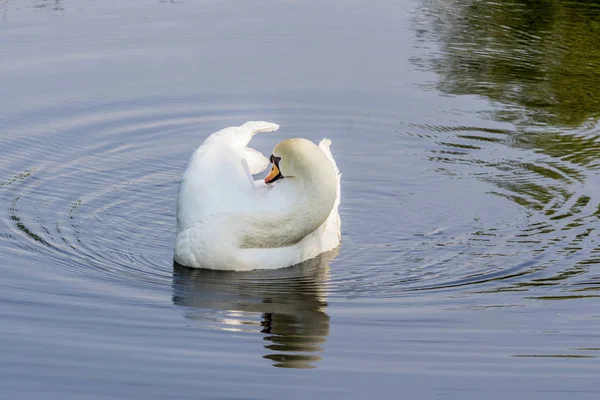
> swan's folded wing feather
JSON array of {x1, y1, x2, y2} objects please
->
[
  {"x1": 209, "y1": 120, "x2": 277, "y2": 180},
  {"x1": 210, "y1": 121, "x2": 279, "y2": 148},
  {"x1": 178, "y1": 139, "x2": 267, "y2": 226},
  {"x1": 244, "y1": 147, "x2": 270, "y2": 175},
  {"x1": 239, "y1": 121, "x2": 280, "y2": 137}
]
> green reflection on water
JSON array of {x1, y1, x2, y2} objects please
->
[
  {"x1": 418, "y1": 0, "x2": 600, "y2": 215},
  {"x1": 426, "y1": 0, "x2": 600, "y2": 127},
  {"x1": 417, "y1": 0, "x2": 600, "y2": 296}
]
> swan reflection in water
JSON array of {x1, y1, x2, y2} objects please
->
[{"x1": 172, "y1": 249, "x2": 337, "y2": 369}]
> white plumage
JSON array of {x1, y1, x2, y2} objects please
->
[{"x1": 174, "y1": 121, "x2": 341, "y2": 271}]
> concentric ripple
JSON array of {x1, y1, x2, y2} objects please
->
[
  {"x1": 2, "y1": 95, "x2": 600, "y2": 307},
  {"x1": 1, "y1": 0, "x2": 600, "y2": 396}
]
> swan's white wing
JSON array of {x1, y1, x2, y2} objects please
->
[
  {"x1": 217, "y1": 120, "x2": 279, "y2": 187},
  {"x1": 210, "y1": 120, "x2": 279, "y2": 150},
  {"x1": 176, "y1": 129, "x2": 343, "y2": 271},
  {"x1": 177, "y1": 121, "x2": 279, "y2": 231}
]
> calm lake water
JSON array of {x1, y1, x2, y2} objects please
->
[{"x1": 2, "y1": 0, "x2": 600, "y2": 398}]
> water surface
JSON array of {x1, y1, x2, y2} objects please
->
[{"x1": 1, "y1": 0, "x2": 600, "y2": 398}]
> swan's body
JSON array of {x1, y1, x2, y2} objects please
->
[{"x1": 174, "y1": 121, "x2": 341, "y2": 271}]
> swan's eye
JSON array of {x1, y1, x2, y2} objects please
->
[{"x1": 270, "y1": 155, "x2": 281, "y2": 167}]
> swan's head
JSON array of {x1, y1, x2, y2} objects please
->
[{"x1": 265, "y1": 138, "x2": 334, "y2": 185}]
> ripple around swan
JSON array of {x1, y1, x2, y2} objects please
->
[
  {"x1": 2, "y1": 95, "x2": 600, "y2": 309},
  {"x1": 1, "y1": 0, "x2": 600, "y2": 394}
]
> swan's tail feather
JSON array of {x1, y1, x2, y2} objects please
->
[
  {"x1": 319, "y1": 138, "x2": 342, "y2": 242},
  {"x1": 318, "y1": 138, "x2": 339, "y2": 176},
  {"x1": 319, "y1": 138, "x2": 341, "y2": 219}
]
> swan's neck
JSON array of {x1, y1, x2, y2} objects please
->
[{"x1": 240, "y1": 166, "x2": 337, "y2": 248}]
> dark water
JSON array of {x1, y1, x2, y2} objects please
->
[{"x1": 2, "y1": 0, "x2": 600, "y2": 398}]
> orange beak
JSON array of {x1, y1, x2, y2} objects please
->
[{"x1": 264, "y1": 163, "x2": 282, "y2": 184}]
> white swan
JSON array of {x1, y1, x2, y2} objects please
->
[{"x1": 174, "y1": 121, "x2": 341, "y2": 271}]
